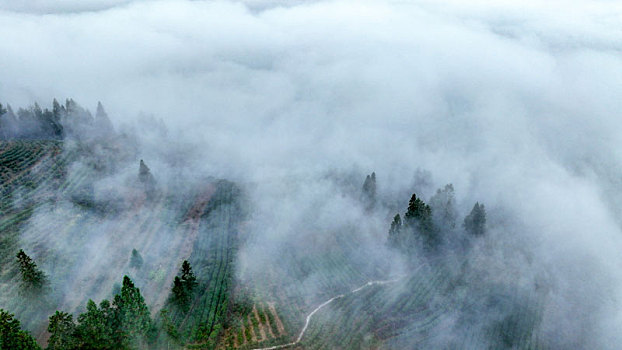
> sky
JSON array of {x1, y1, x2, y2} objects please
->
[{"x1": 2, "y1": 0, "x2": 622, "y2": 348}]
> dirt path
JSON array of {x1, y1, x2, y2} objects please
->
[
  {"x1": 261, "y1": 304, "x2": 276, "y2": 338},
  {"x1": 251, "y1": 276, "x2": 406, "y2": 350},
  {"x1": 267, "y1": 302, "x2": 286, "y2": 336},
  {"x1": 253, "y1": 305, "x2": 267, "y2": 341}
]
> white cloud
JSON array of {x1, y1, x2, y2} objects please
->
[{"x1": 2, "y1": 0, "x2": 622, "y2": 347}]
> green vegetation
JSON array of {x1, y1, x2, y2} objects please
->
[
  {"x1": 129, "y1": 249, "x2": 144, "y2": 269},
  {"x1": 0, "y1": 132, "x2": 243, "y2": 348},
  {"x1": 0, "y1": 309, "x2": 41, "y2": 350},
  {"x1": 0, "y1": 107, "x2": 523, "y2": 350},
  {"x1": 387, "y1": 192, "x2": 438, "y2": 254},
  {"x1": 16, "y1": 249, "x2": 47, "y2": 292},
  {"x1": 171, "y1": 260, "x2": 197, "y2": 311},
  {"x1": 464, "y1": 202, "x2": 486, "y2": 236},
  {"x1": 47, "y1": 311, "x2": 76, "y2": 350},
  {"x1": 361, "y1": 171, "x2": 376, "y2": 210},
  {"x1": 44, "y1": 276, "x2": 151, "y2": 350}
]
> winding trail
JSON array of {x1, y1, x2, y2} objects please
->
[{"x1": 251, "y1": 276, "x2": 406, "y2": 350}]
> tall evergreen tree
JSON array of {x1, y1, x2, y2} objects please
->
[
  {"x1": 52, "y1": 99, "x2": 64, "y2": 120},
  {"x1": 429, "y1": 184, "x2": 458, "y2": 230},
  {"x1": 0, "y1": 309, "x2": 41, "y2": 350},
  {"x1": 75, "y1": 300, "x2": 114, "y2": 350},
  {"x1": 361, "y1": 172, "x2": 377, "y2": 210},
  {"x1": 171, "y1": 260, "x2": 197, "y2": 312},
  {"x1": 95, "y1": 102, "x2": 114, "y2": 136},
  {"x1": 171, "y1": 277, "x2": 187, "y2": 311},
  {"x1": 138, "y1": 160, "x2": 156, "y2": 199},
  {"x1": 47, "y1": 311, "x2": 77, "y2": 350},
  {"x1": 112, "y1": 276, "x2": 151, "y2": 348},
  {"x1": 404, "y1": 193, "x2": 437, "y2": 251},
  {"x1": 463, "y1": 202, "x2": 486, "y2": 236},
  {"x1": 129, "y1": 249, "x2": 143, "y2": 269},
  {"x1": 180, "y1": 260, "x2": 196, "y2": 288},
  {"x1": 16, "y1": 249, "x2": 46, "y2": 291},
  {"x1": 387, "y1": 213, "x2": 402, "y2": 248}
]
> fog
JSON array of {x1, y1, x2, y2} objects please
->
[{"x1": 2, "y1": 0, "x2": 622, "y2": 348}]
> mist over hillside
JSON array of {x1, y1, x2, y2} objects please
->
[{"x1": 2, "y1": 1, "x2": 622, "y2": 349}]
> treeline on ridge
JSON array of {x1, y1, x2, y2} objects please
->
[{"x1": 0, "y1": 99, "x2": 114, "y2": 140}]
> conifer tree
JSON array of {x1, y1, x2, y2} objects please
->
[
  {"x1": 171, "y1": 260, "x2": 197, "y2": 311},
  {"x1": 387, "y1": 214, "x2": 402, "y2": 248},
  {"x1": 75, "y1": 299, "x2": 114, "y2": 350},
  {"x1": 429, "y1": 184, "x2": 458, "y2": 230},
  {"x1": 404, "y1": 193, "x2": 438, "y2": 251},
  {"x1": 171, "y1": 277, "x2": 187, "y2": 311},
  {"x1": 464, "y1": 202, "x2": 486, "y2": 236},
  {"x1": 361, "y1": 172, "x2": 377, "y2": 210},
  {"x1": 16, "y1": 249, "x2": 46, "y2": 291},
  {"x1": 180, "y1": 260, "x2": 197, "y2": 289},
  {"x1": 52, "y1": 99, "x2": 64, "y2": 120},
  {"x1": 113, "y1": 276, "x2": 151, "y2": 348},
  {"x1": 129, "y1": 249, "x2": 143, "y2": 269},
  {"x1": 0, "y1": 309, "x2": 41, "y2": 350},
  {"x1": 47, "y1": 311, "x2": 77, "y2": 350}
]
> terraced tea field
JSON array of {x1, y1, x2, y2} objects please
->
[
  {"x1": 0, "y1": 140, "x2": 244, "y2": 348},
  {"x1": 0, "y1": 140, "x2": 548, "y2": 350}
]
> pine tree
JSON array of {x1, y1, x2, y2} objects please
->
[
  {"x1": 387, "y1": 214, "x2": 402, "y2": 248},
  {"x1": 75, "y1": 300, "x2": 114, "y2": 350},
  {"x1": 171, "y1": 260, "x2": 197, "y2": 312},
  {"x1": 52, "y1": 99, "x2": 64, "y2": 120},
  {"x1": 129, "y1": 249, "x2": 143, "y2": 269},
  {"x1": 95, "y1": 102, "x2": 114, "y2": 136},
  {"x1": 464, "y1": 202, "x2": 486, "y2": 236},
  {"x1": 171, "y1": 276, "x2": 187, "y2": 311},
  {"x1": 404, "y1": 193, "x2": 437, "y2": 251},
  {"x1": 429, "y1": 184, "x2": 458, "y2": 230},
  {"x1": 113, "y1": 276, "x2": 151, "y2": 348},
  {"x1": 0, "y1": 309, "x2": 41, "y2": 350},
  {"x1": 180, "y1": 260, "x2": 196, "y2": 289},
  {"x1": 47, "y1": 311, "x2": 77, "y2": 350},
  {"x1": 16, "y1": 249, "x2": 46, "y2": 291},
  {"x1": 361, "y1": 172, "x2": 377, "y2": 210},
  {"x1": 138, "y1": 160, "x2": 156, "y2": 200}
]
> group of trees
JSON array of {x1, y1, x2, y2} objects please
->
[
  {"x1": 6, "y1": 247, "x2": 200, "y2": 349},
  {"x1": 387, "y1": 193, "x2": 439, "y2": 253},
  {"x1": 46, "y1": 276, "x2": 152, "y2": 350},
  {"x1": 0, "y1": 99, "x2": 114, "y2": 141},
  {"x1": 387, "y1": 180, "x2": 487, "y2": 255},
  {"x1": 361, "y1": 172, "x2": 377, "y2": 211},
  {"x1": 0, "y1": 309, "x2": 40, "y2": 350},
  {"x1": 0, "y1": 275, "x2": 152, "y2": 350}
]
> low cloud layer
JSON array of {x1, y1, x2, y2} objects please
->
[{"x1": 2, "y1": 0, "x2": 622, "y2": 348}]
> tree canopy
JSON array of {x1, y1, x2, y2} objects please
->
[
  {"x1": 361, "y1": 171, "x2": 377, "y2": 210},
  {"x1": 16, "y1": 249, "x2": 47, "y2": 292},
  {"x1": 113, "y1": 276, "x2": 151, "y2": 348},
  {"x1": 464, "y1": 202, "x2": 486, "y2": 236},
  {"x1": 129, "y1": 249, "x2": 143, "y2": 269},
  {"x1": 47, "y1": 311, "x2": 77, "y2": 350},
  {"x1": 171, "y1": 260, "x2": 197, "y2": 312},
  {"x1": 0, "y1": 309, "x2": 41, "y2": 350}
]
